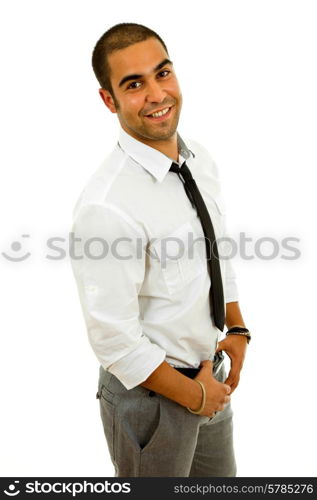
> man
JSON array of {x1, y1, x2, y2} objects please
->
[{"x1": 70, "y1": 23, "x2": 250, "y2": 477}]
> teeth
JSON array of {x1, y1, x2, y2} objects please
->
[{"x1": 150, "y1": 107, "x2": 170, "y2": 118}]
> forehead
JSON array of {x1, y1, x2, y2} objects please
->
[{"x1": 108, "y1": 38, "x2": 169, "y2": 86}]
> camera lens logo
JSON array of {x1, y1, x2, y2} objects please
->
[
  {"x1": 1, "y1": 235, "x2": 31, "y2": 262},
  {"x1": 4, "y1": 481, "x2": 20, "y2": 496}
]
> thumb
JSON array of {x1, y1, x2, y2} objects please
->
[
  {"x1": 200, "y1": 359, "x2": 213, "y2": 370},
  {"x1": 224, "y1": 383, "x2": 231, "y2": 394},
  {"x1": 215, "y1": 340, "x2": 225, "y2": 353}
]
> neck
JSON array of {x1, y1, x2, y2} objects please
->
[
  {"x1": 142, "y1": 136, "x2": 179, "y2": 162},
  {"x1": 123, "y1": 126, "x2": 179, "y2": 162}
]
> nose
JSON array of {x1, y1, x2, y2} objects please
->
[{"x1": 145, "y1": 78, "x2": 167, "y2": 103}]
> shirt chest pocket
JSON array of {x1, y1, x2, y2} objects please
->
[
  {"x1": 206, "y1": 192, "x2": 227, "y2": 239},
  {"x1": 213, "y1": 194, "x2": 226, "y2": 216},
  {"x1": 150, "y1": 222, "x2": 205, "y2": 295}
]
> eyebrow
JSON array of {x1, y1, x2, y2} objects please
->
[{"x1": 118, "y1": 58, "x2": 173, "y2": 88}]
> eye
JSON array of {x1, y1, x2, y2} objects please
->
[
  {"x1": 157, "y1": 70, "x2": 170, "y2": 78},
  {"x1": 127, "y1": 81, "x2": 142, "y2": 90}
]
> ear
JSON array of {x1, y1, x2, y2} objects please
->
[{"x1": 99, "y1": 88, "x2": 117, "y2": 113}]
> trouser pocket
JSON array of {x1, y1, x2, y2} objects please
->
[{"x1": 98, "y1": 385, "x2": 116, "y2": 464}]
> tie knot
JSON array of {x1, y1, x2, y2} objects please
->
[
  {"x1": 169, "y1": 161, "x2": 194, "y2": 182},
  {"x1": 169, "y1": 162, "x2": 180, "y2": 173}
]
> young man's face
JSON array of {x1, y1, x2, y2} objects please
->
[{"x1": 100, "y1": 37, "x2": 182, "y2": 145}]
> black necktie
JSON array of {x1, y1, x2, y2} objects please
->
[{"x1": 169, "y1": 161, "x2": 225, "y2": 331}]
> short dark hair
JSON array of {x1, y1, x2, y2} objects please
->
[{"x1": 91, "y1": 23, "x2": 169, "y2": 94}]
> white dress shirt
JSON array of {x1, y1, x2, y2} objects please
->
[{"x1": 70, "y1": 127, "x2": 239, "y2": 389}]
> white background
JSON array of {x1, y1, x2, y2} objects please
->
[{"x1": 1, "y1": 0, "x2": 316, "y2": 477}]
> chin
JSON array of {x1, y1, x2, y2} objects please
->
[
  {"x1": 147, "y1": 129, "x2": 177, "y2": 141},
  {"x1": 149, "y1": 120, "x2": 180, "y2": 141}
]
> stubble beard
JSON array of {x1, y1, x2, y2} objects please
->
[
  {"x1": 136, "y1": 108, "x2": 180, "y2": 141},
  {"x1": 114, "y1": 93, "x2": 182, "y2": 143}
]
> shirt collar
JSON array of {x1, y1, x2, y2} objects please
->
[{"x1": 117, "y1": 126, "x2": 195, "y2": 183}]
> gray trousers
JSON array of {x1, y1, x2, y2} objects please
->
[{"x1": 97, "y1": 362, "x2": 237, "y2": 477}]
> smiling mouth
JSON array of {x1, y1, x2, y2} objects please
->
[{"x1": 145, "y1": 106, "x2": 173, "y2": 120}]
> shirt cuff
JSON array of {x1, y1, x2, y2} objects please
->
[{"x1": 106, "y1": 339, "x2": 167, "y2": 390}]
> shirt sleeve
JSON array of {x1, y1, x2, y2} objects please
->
[{"x1": 70, "y1": 202, "x2": 166, "y2": 389}]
